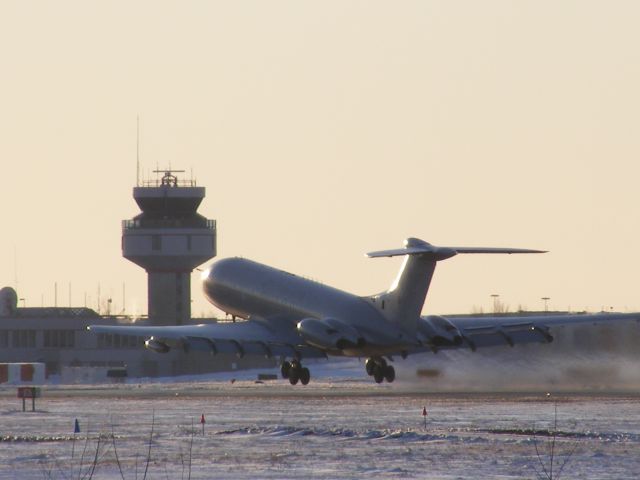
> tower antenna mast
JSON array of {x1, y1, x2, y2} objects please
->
[{"x1": 136, "y1": 116, "x2": 140, "y2": 187}]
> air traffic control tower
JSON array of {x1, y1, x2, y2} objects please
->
[{"x1": 122, "y1": 170, "x2": 216, "y2": 325}]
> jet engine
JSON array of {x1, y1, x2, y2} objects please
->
[
  {"x1": 296, "y1": 317, "x2": 362, "y2": 351},
  {"x1": 145, "y1": 337, "x2": 171, "y2": 354},
  {"x1": 418, "y1": 315, "x2": 464, "y2": 347}
]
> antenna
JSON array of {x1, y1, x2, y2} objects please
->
[
  {"x1": 13, "y1": 245, "x2": 18, "y2": 292},
  {"x1": 136, "y1": 116, "x2": 140, "y2": 187}
]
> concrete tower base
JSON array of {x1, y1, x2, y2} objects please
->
[{"x1": 147, "y1": 272, "x2": 191, "y2": 325}]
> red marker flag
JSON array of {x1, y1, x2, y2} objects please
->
[
  {"x1": 422, "y1": 406, "x2": 427, "y2": 416},
  {"x1": 200, "y1": 414, "x2": 206, "y2": 435}
]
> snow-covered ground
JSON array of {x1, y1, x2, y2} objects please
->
[{"x1": 1, "y1": 359, "x2": 639, "y2": 479}]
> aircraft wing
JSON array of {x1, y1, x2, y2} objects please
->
[
  {"x1": 88, "y1": 317, "x2": 327, "y2": 360},
  {"x1": 425, "y1": 312, "x2": 640, "y2": 351}
]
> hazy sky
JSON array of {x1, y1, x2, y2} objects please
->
[{"x1": 1, "y1": 1, "x2": 640, "y2": 317}]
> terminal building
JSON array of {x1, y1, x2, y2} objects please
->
[{"x1": 0, "y1": 171, "x2": 276, "y2": 381}]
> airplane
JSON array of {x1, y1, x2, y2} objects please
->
[{"x1": 89, "y1": 237, "x2": 640, "y2": 385}]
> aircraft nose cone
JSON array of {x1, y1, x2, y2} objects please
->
[
  {"x1": 201, "y1": 258, "x2": 238, "y2": 303},
  {"x1": 202, "y1": 257, "x2": 261, "y2": 308}
]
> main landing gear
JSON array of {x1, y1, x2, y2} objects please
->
[
  {"x1": 365, "y1": 357, "x2": 395, "y2": 383},
  {"x1": 281, "y1": 360, "x2": 310, "y2": 385}
]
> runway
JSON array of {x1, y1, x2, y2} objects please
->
[{"x1": 1, "y1": 375, "x2": 639, "y2": 479}]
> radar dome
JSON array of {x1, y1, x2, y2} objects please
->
[{"x1": 0, "y1": 287, "x2": 18, "y2": 316}]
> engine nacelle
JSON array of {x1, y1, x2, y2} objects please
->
[
  {"x1": 418, "y1": 315, "x2": 463, "y2": 347},
  {"x1": 145, "y1": 337, "x2": 171, "y2": 354},
  {"x1": 296, "y1": 317, "x2": 361, "y2": 351}
]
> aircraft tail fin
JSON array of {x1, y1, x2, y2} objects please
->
[{"x1": 367, "y1": 238, "x2": 545, "y2": 334}]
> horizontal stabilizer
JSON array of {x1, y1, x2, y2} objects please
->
[
  {"x1": 367, "y1": 246, "x2": 450, "y2": 258},
  {"x1": 367, "y1": 238, "x2": 545, "y2": 260},
  {"x1": 451, "y1": 247, "x2": 547, "y2": 254}
]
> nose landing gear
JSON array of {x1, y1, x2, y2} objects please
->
[
  {"x1": 365, "y1": 357, "x2": 395, "y2": 383},
  {"x1": 281, "y1": 360, "x2": 310, "y2": 385}
]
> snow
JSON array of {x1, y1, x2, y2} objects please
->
[{"x1": 0, "y1": 359, "x2": 639, "y2": 479}]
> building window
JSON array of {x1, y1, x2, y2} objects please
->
[
  {"x1": 44, "y1": 330, "x2": 75, "y2": 348},
  {"x1": 0, "y1": 330, "x2": 9, "y2": 347},
  {"x1": 152, "y1": 235, "x2": 162, "y2": 251},
  {"x1": 11, "y1": 330, "x2": 36, "y2": 348},
  {"x1": 95, "y1": 333, "x2": 141, "y2": 349}
]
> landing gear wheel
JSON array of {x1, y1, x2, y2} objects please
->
[
  {"x1": 289, "y1": 368, "x2": 300, "y2": 385},
  {"x1": 366, "y1": 357, "x2": 395, "y2": 383},
  {"x1": 299, "y1": 367, "x2": 310, "y2": 385},
  {"x1": 284, "y1": 359, "x2": 310, "y2": 386},
  {"x1": 373, "y1": 366, "x2": 384, "y2": 384},
  {"x1": 281, "y1": 361, "x2": 291, "y2": 379},
  {"x1": 365, "y1": 358, "x2": 376, "y2": 376}
]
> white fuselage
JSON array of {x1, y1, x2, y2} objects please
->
[{"x1": 202, "y1": 257, "x2": 412, "y2": 356}]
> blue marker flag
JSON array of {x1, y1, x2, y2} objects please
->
[{"x1": 74, "y1": 419, "x2": 80, "y2": 434}]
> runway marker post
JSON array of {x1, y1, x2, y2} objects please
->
[
  {"x1": 72, "y1": 418, "x2": 80, "y2": 461},
  {"x1": 200, "y1": 414, "x2": 205, "y2": 435},
  {"x1": 422, "y1": 406, "x2": 428, "y2": 429}
]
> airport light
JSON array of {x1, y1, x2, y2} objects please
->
[
  {"x1": 490, "y1": 294, "x2": 500, "y2": 314},
  {"x1": 541, "y1": 297, "x2": 550, "y2": 312}
]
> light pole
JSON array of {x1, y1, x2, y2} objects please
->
[
  {"x1": 541, "y1": 297, "x2": 550, "y2": 313},
  {"x1": 491, "y1": 294, "x2": 500, "y2": 314}
]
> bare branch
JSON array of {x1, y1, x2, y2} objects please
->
[{"x1": 142, "y1": 410, "x2": 155, "y2": 480}]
